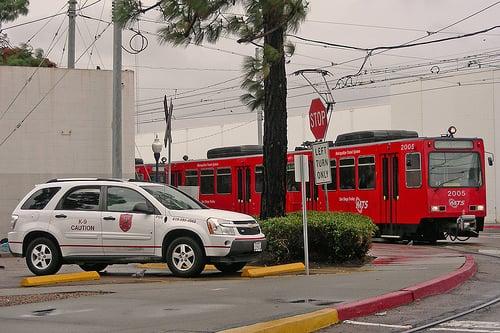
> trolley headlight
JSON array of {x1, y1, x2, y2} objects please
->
[
  {"x1": 11, "y1": 214, "x2": 18, "y2": 230},
  {"x1": 477, "y1": 205, "x2": 485, "y2": 211},
  {"x1": 206, "y1": 217, "x2": 235, "y2": 235},
  {"x1": 431, "y1": 205, "x2": 445, "y2": 212}
]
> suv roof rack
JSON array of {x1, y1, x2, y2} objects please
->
[{"x1": 46, "y1": 178, "x2": 126, "y2": 183}]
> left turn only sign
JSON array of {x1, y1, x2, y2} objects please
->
[{"x1": 312, "y1": 142, "x2": 331, "y2": 185}]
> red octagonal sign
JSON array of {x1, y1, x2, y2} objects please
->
[{"x1": 309, "y1": 98, "x2": 328, "y2": 140}]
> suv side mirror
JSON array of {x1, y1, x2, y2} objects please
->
[
  {"x1": 133, "y1": 202, "x2": 154, "y2": 214},
  {"x1": 488, "y1": 156, "x2": 494, "y2": 166}
]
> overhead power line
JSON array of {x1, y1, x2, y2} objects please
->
[
  {"x1": 289, "y1": 25, "x2": 500, "y2": 52},
  {"x1": 0, "y1": 0, "x2": 102, "y2": 31},
  {"x1": 0, "y1": 22, "x2": 112, "y2": 148}
]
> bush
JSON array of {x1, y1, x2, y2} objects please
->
[{"x1": 259, "y1": 211, "x2": 377, "y2": 265}]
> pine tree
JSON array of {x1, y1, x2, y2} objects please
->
[{"x1": 117, "y1": 0, "x2": 308, "y2": 219}]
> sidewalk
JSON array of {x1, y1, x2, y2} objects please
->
[{"x1": 0, "y1": 243, "x2": 475, "y2": 333}]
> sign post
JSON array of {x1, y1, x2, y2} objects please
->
[{"x1": 294, "y1": 154, "x2": 310, "y2": 276}]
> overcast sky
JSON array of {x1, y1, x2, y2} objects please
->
[{"x1": 4, "y1": 0, "x2": 500, "y2": 134}]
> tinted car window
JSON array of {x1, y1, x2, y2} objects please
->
[
  {"x1": 60, "y1": 187, "x2": 100, "y2": 211},
  {"x1": 107, "y1": 187, "x2": 149, "y2": 213},
  {"x1": 21, "y1": 187, "x2": 61, "y2": 210}
]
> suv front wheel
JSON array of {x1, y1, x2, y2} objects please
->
[
  {"x1": 26, "y1": 237, "x2": 62, "y2": 276},
  {"x1": 166, "y1": 237, "x2": 205, "y2": 277}
]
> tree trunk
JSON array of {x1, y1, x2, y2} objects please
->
[{"x1": 260, "y1": 11, "x2": 287, "y2": 220}]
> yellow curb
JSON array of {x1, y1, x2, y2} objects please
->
[
  {"x1": 241, "y1": 263, "x2": 305, "y2": 278},
  {"x1": 218, "y1": 308, "x2": 339, "y2": 333},
  {"x1": 21, "y1": 271, "x2": 100, "y2": 287}
]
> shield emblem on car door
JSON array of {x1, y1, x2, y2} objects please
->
[{"x1": 119, "y1": 214, "x2": 133, "y2": 232}]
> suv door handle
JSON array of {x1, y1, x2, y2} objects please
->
[
  {"x1": 55, "y1": 214, "x2": 67, "y2": 218},
  {"x1": 103, "y1": 216, "x2": 116, "y2": 221}
]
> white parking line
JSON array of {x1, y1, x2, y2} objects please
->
[
  {"x1": 343, "y1": 320, "x2": 412, "y2": 329},
  {"x1": 430, "y1": 328, "x2": 500, "y2": 332},
  {"x1": 430, "y1": 320, "x2": 500, "y2": 332},
  {"x1": 478, "y1": 249, "x2": 500, "y2": 255}
]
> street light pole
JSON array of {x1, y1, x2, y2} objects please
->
[{"x1": 152, "y1": 134, "x2": 162, "y2": 183}]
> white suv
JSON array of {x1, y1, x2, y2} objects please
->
[{"x1": 8, "y1": 179, "x2": 266, "y2": 277}]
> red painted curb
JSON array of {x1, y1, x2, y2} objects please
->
[
  {"x1": 336, "y1": 255, "x2": 476, "y2": 321},
  {"x1": 336, "y1": 291, "x2": 414, "y2": 320},
  {"x1": 484, "y1": 225, "x2": 500, "y2": 229},
  {"x1": 402, "y1": 255, "x2": 476, "y2": 300}
]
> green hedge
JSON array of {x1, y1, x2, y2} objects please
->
[{"x1": 258, "y1": 211, "x2": 377, "y2": 265}]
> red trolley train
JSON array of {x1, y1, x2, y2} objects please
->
[{"x1": 136, "y1": 128, "x2": 489, "y2": 242}]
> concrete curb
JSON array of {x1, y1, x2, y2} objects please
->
[
  {"x1": 241, "y1": 263, "x2": 305, "y2": 278},
  {"x1": 336, "y1": 255, "x2": 477, "y2": 320},
  {"x1": 20, "y1": 271, "x2": 100, "y2": 287},
  {"x1": 218, "y1": 308, "x2": 339, "y2": 333}
]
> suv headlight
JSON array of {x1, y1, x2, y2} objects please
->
[
  {"x1": 206, "y1": 217, "x2": 235, "y2": 235},
  {"x1": 11, "y1": 214, "x2": 18, "y2": 230}
]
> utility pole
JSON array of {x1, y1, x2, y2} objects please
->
[
  {"x1": 67, "y1": 0, "x2": 77, "y2": 68},
  {"x1": 255, "y1": 48, "x2": 263, "y2": 145},
  {"x1": 112, "y1": 0, "x2": 122, "y2": 178}
]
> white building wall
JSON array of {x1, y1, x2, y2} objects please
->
[{"x1": 0, "y1": 67, "x2": 135, "y2": 237}]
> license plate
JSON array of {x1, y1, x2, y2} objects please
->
[{"x1": 253, "y1": 241, "x2": 262, "y2": 252}]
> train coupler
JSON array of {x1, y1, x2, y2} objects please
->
[{"x1": 457, "y1": 215, "x2": 478, "y2": 235}]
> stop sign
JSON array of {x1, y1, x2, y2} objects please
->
[{"x1": 309, "y1": 98, "x2": 328, "y2": 140}]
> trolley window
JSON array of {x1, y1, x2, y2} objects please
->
[
  {"x1": 340, "y1": 157, "x2": 355, "y2": 190},
  {"x1": 326, "y1": 160, "x2": 337, "y2": 191},
  {"x1": 157, "y1": 171, "x2": 165, "y2": 184},
  {"x1": 200, "y1": 169, "x2": 215, "y2": 194},
  {"x1": 185, "y1": 170, "x2": 198, "y2": 186},
  {"x1": 217, "y1": 168, "x2": 232, "y2": 194},
  {"x1": 170, "y1": 172, "x2": 182, "y2": 187},
  {"x1": 429, "y1": 152, "x2": 482, "y2": 187},
  {"x1": 358, "y1": 156, "x2": 375, "y2": 189},
  {"x1": 287, "y1": 164, "x2": 300, "y2": 192},
  {"x1": 406, "y1": 153, "x2": 422, "y2": 188},
  {"x1": 255, "y1": 166, "x2": 264, "y2": 193}
]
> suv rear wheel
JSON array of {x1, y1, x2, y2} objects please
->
[
  {"x1": 79, "y1": 264, "x2": 108, "y2": 272},
  {"x1": 166, "y1": 237, "x2": 205, "y2": 277},
  {"x1": 26, "y1": 237, "x2": 62, "y2": 276}
]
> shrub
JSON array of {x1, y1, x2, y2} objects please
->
[{"x1": 258, "y1": 211, "x2": 377, "y2": 265}]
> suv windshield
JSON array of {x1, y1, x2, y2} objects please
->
[
  {"x1": 141, "y1": 185, "x2": 205, "y2": 210},
  {"x1": 429, "y1": 152, "x2": 482, "y2": 187}
]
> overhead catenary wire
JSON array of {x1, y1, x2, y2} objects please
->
[
  {"x1": 134, "y1": 50, "x2": 500, "y2": 118},
  {"x1": 135, "y1": 79, "x2": 500, "y2": 126},
  {"x1": 0, "y1": 0, "x2": 102, "y2": 32}
]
